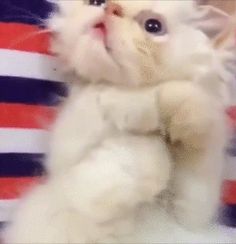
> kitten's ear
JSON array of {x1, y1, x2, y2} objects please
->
[{"x1": 192, "y1": 4, "x2": 231, "y2": 40}]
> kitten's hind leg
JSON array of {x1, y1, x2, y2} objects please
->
[{"x1": 171, "y1": 149, "x2": 224, "y2": 229}]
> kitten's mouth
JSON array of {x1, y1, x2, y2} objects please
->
[
  {"x1": 94, "y1": 22, "x2": 107, "y2": 36},
  {"x1": 92, "y1": 22, "x2": 107, "y2": 43}
]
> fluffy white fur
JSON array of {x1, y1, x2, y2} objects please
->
[{"x1": 4, "y1": 0, "x2": 235, "y2": 243}]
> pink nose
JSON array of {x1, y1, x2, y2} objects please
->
[{"x1": 105, "y1": 2, "x2": 123, "y2": 17}]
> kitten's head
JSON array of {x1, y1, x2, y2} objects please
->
[{"x1": 49, "y1": 0, "x2": 228, "y2": 86}]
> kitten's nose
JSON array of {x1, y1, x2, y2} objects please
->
[{"x1": 105, "y1": 2, "x2": 123, "y2": 17}]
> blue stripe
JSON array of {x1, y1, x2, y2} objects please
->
[
  {"x1": 0, "y1": 221, "x2": 6, "y2": 229},
  {"x1": 227, "y1": 136, "x2": 236, "y2": 157},
  {"x1": 220, "y1": 204, "x2": 236, "y2": 227},
  {"x1": 0, "y1": 153, "x2": 45, "y2": 177},
  {"x1": 0, "y1": 76, "x2": 67, "y2": 106},
  {"x1": 227, "y1": 147, "x2": 236, "y2": 157},
  {"x1": 0, "y1": 0, "x2": 55, "y2": 26}
]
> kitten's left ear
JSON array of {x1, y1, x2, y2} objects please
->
[{"x1": 192, "y1": 3, "x2": 231, "y2": 40}]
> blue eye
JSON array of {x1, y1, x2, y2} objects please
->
[
  {"x1": 145, "y1": 19, "x2": 162, "y2": 34},
  {"x1": 89, "y1": 0, "x2": 106, "y2": 6}
]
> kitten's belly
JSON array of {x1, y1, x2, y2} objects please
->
[
  {"x1": 96, "y1": 134, "x2": 170, "y2": 197},
  {"x1": 88, "y1": 133, "x2": 172, "y2": 198},
  {"x1": 80, "y1": 133, "x2": 172, "y2": 241}
]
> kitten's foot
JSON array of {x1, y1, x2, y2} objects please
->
[
  {"x1": 172, "y1": 198, "x2": 212, "y2": 230},
  {"x1": 171, "y1": 167, "x2": 220, "y2": 230}
]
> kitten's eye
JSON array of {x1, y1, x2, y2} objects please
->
[
  {"x1": 145, "y1": 19, "x2": 162, "y2": 34},
  {"x1": 135, "y1": 11, "x2": 167, "y2": 36},
  {"x1": 89, "y1": 0, "x2": 106, "y2": 6}
]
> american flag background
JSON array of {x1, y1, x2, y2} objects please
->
[{"x1": 0, "y1": 0, "x2": 235, "y2": 231}]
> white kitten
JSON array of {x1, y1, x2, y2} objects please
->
[{"x1": 4, "y1": 0, "x2": 235, "y2": 243}]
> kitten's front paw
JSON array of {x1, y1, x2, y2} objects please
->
[
  {"x1": 108, "y1": 105, "x2": 160, "y2": 133},
  {"x1": 101, "y1": 89, "x2": 160, "y2": 133},
  {"x1": 158, "y1": 82, "x2": 216, "y2": 149},
  {"x1": 168, "y1": 99, "x2": 213, "y2": 149}
]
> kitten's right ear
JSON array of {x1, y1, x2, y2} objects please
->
[{"x1": 192, "y1": 4, "x2": 231, "y2": 40}]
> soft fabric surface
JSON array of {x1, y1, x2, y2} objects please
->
[{"x1": 0, "y1": 0, "x2": 66, "y2": 226}]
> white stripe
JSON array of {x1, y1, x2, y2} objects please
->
[
  {"x1": 0, "y1": 49, "x2": 65, "y2": 82},
  {"x1": 224, "y1": 155, "x2": 236, "y2": 180},
  {"x1": 0, "y1": 199, "x2": 19, "y2": 222},
  {"x1": 0, "y1": 128, "x2": 49, "y2": 154}
]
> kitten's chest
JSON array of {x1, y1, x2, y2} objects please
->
[{"x1": 70, "y1": 84, "x2": 163, "y2": 135}]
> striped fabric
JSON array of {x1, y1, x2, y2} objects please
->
[
  {"x1": 222, "y1": 106, "x2": 236, "y2": 227},
  {"x1": 0, "y1": 0, "x2": 66, "y2": 225}
]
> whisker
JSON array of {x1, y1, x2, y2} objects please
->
[
  {"x1": 2, "y1": 1, "x2": 54, "y2": 27},
  {"x1": 6, "y1": 4, "x2": 47, "y2": 24},
  {"x1": 8, "y1": 29, "x2": 52, "y2": 50},
  {"x1": 2, "y1": 2, "x2": 55, "y2": 49},
  {"x1": 1, "y1": 16, "x2": 46, "y2": 27}
]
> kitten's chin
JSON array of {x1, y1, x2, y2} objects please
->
[
  {"x1": 71, "y1": 27, "x2": 123, "y2": 84},
  {"x1": 89, "y1": 31, "x2": 111, "y2": 54}
]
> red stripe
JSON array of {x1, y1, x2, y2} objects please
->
[
  {"x1": 0, "y1": 103, "x2": 57, "y2": 129},
  {"x1": 0, "y1": 177, "x2": 43, "y2": 199},
  {"x1": 222, "y1": 180, "x2": 236, "y2": 204},
  {"x1": 0, "y1": 23, "x2": 50, "y2": 55}
]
